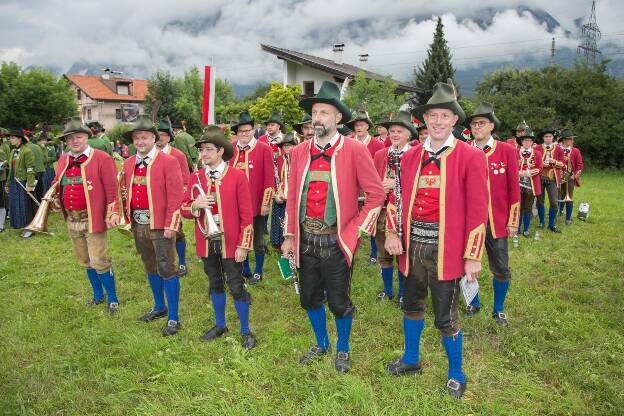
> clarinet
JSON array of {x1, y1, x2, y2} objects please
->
[
  {"x1": 392, "y1": 146, "x2": 403, "y2": 241},
  {"x1": 272, "y1": 147, "x2": 281, "y2": 200},
  {"x1": 280, "y1": 218, "x2": 300, "y2": 294}
]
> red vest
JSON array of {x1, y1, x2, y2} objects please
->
[
  {"x1": 62, "y1": 154, "x2": 88, "y2": 211},
  {"x1": 131, "y1": 164, "x2": 149, "y2": 209},
  {"x1": 413, "y1": 160, "x2": 441, "y2": 222},
  {"x1": 305, "y1": 140, "x2": 339, "y2": 219}
]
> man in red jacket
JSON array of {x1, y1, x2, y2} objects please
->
[
  {"x1": 558, "y1": 130, "x2": 584, "y2": 224},
  {"x1": 120, "y1": 115, "x2": 184, "y2": 336},
  {"x1": 384, "y1": 82, "x2": 489, "y2": 399},
  {"x1": 157, "y1": 119, "x2": 191, "y2": 276},
  {"x1": 517, "y1": 129, "x2": 543, "y2": 237},
  {"x1": 181, "y1": 126, "x2": 256, "y2": 350},
  {"x1": 282, "y1": 81, "x2": 384, "y2": 374},
  {"x1": 536, "y1": 127, "x2": 565, "y2": 232},
  {"x1": 229, "y1": 111, "x2": 274, "y2": 284},
  {"x1": 53, "y1": 117, "x2": 121, "y2": 314},
  {"x1": 463, "y1": 103, "x2": 520, "y2": 326}
]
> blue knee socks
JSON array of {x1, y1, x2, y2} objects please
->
[
  {"x1": 98, "y1": 269, "x2": 118, "y2": 303},
  {"x1": 398, "y1": 272, "x2": 405, "y2": 299},
  {"x1": 242, "y1": 258, "x2": 251, "y2": 275},
  {"x1": 402, "y1": 318, "x2": 424, "y2": 365},
  {"x1": 210, "y1": 292, "x2": 227, "y2": 328},
  {"x1": 86, "y1": 268, "x2": 104, "y2": 302},
  {"x1": 163, "y1": 277, "x2": 180, "y2": 322},
  {"x1": 370, "y1": 236, "x2": 378, "y2": 259},
  {"x1": 537, "y1": 204, "x2": 545, "y2": 225},
  {"x1": 175, "y1": 240, "x2": 186, "y2": 267},
  {"x1": 470, "y1": 292, "x2": 481, "y2": 308},
  {"x1": 234, "y1": 300, "x2": 251, "y2": 335},
  {"x1": 559, "y1": 201, "x2": 564, "y2": 214},
  {"x1": 306, "y1": 306, "x2": 329, "y2": 350},
  {"x1": 335, "y1": 315, "x2": 353, "y2": 353},
  {"x1": 493, "y1": 278, "x2": 510, "y2": 313},
  {"x1": 565, "y1": 202, "x2": 573, "y2": 221},
  {"x1": 522, "y1": 213, "x2": 532, "y2": 233},
  {"x1": 147, "y1": 274, "x2": 166, "y2": 312},
  {"x1": 381, "y1": 267, "x2": 394, "y2": 296},
  {"x1": 548, "y1": 208, "x2": 558, "y2": 229},
  {"x1": 254, "y1": 254, "x2": 265, "y2": 275},
  {"x1": 442, "y1": 331, "x2": 465, "y2": 383}
]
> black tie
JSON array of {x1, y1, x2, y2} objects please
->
[
  {"x1": 70, "y1": 155, "x2": 85, "y2": 168},
  {"x1": 136, "y1": 157, "x2": 149, "y2": 168},
  {"x1": 422, "y1": 146, "x2": 449, "y2": 169},
  {"x1": 238, "y1": 145, "x2": 249, "y2": 152},
  {"x1": 209, "y1": 170, "x2": 218, "y2": 180},
  {"x1": 482, "y1": 145, "x2": 491, "y2": 153},
  {"x1": 565, "y1": 148, "x2": 570, "y2": 155},
  {"x1": 522, "y1": 151, "x2": 530, "y2": 157},
  {"x1": 311, "y1": 143, "x2": 332, "y2": 162}
]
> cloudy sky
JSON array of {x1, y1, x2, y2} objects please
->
[{"x1": 1, "y1": 0, "x2": 622, "y2": 86}]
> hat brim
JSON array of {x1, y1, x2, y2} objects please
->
[
  {"x1": 464, "y1": 113, "x2": 500, "y2": 132},
  {"x1": 157, "y1": 127, "x2": 175, "y2": 140},
  {"x1": 292, "y1": 120, "x2": 311, "y2": 135},
  {"x1": 378, "y1": 120, "x2": 418, "y2": 139},
  {"x1": 265, "y1": 120, "x2": 284, "y2": 130},
  {"x1": 299, "y1": 97, "x2": 351, "y2": 128},
  {"x1": 344, "y1": 117, "x2": 374, "y2": 130},
  {"x1": 231, "y1": 119, "x2": 254, "y2": 134},
  {"x1": 58, "y1": 127, "x2": 93, "y2": 141},
  {"x1": 122, "y1": 127, "x2": 159, "y2": 144},
  {"x1": 411, "y1": 101, "x2": 466, "y2": 127},
  {"x1": 195, "y1": 137, "x2": 234, "y2": 161},
  {"x1": 515, "y1": 135, "x2": 535, "y2": 146},
  {"x1": 536, "y1": 129, "x2": 556, "y2": 144}
]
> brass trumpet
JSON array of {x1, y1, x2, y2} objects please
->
[
  {"x1": 23, "y1": 183, "x2": 59, "y2": 235},
  {"x1": 191, "y1": 178, "x2": 222, "y2": 240},
  {"x1": 116, "y1": 171, "x2": 132, "y2": 237}
]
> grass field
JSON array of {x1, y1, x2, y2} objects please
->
[{"x1": 1, "y1": 170, "x2": 622, "y2": 415}]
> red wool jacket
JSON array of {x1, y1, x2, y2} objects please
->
[
  {"x1": 518, "y1": 146, "x2": 543, "y2": 196},
  {"x1": 284, "y1": 136, "x2": 385, "y2": 267},
  {"x1": 163, "y1": 145, "x2": 191, "y2": 191},
  {"x1": 229, "y1": 139, "x2": 274, "y2": 215},
  {"x1": 120, "y1": 149, "x2": 184, "y2": 231},
  {"x1": 181, "y1": 166, "x2": 253, "y2": 258},
  {"x1": 53, "y1": 148, "x2": 118, "y2": 233},
  {"x1": 386, "y1": 139, "x2": 489, "y2": 281},
  {"x1": 537, "y1": 144, "x2": 565, "y2": 186},
  {"x1": 355, "y1": 135, "x2": 384, "y2": 159},
  {"x1": 560, "y1": 146, "x2": 584, "y2": 187}
]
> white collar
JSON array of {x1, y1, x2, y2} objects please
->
[
  {"x1": 314, "y1": 131, "x2": 340, "y2": 150},
  {"x1": 473, "y1": 136, "x2": 494, "y2": 149},
  {"x1": 357, "y1": 134, "x2": 370, "y2": 144},
  {"x1": 206, "y1": 161, "x2": 227, "y2": 178},
  {"x1": 238, "y1": 137, "x2": 256, "y2": 149},
  {"x1": 388, "y1": 143, "x2": 410, "y2": 154},
  {"x1": 162, "y1": 144, "x2": 171, "y2": 154},
  {"x1": 423, "y1": 133, "x2": 455, "y2": 153},
  {"x1": 137, "y1": 145, "x2": 157, "y2": 161},
  {"x1": 70, "y1": 145, "x2": 92, "y2": 159},
  {"x1": 268, "y1": 133, "x2": 282, "y2": 142}
]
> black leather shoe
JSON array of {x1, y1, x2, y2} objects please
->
[
  {"x1": 522, "y1": 231, "x2": 530, "y2": 238},
  {"x1": 242, "y1": 271, "x2": 252, "y2": 279},
  {"x1": 162, "y1": 320, "x2": 180, "y2": 336},
  {"x1": 86, "y1": 299, "x2": 104, "y2": 306},
  {"x1": 241, "y1": 333, "x2": 256, "y2": 350},
  {"x1": 335, "y1": 351, "x2": 350, "y2": 373},
  {"x1": 200, "y1": 325, "x2": 228, "y2": 342},
  {"x1": 299, "y1": 345, "x2": 330, "y2": 365},
  {"x1": 537, "y1": 223, "x2": 545, "y2": 229},
  {"x1": 376, "y1": 292, "x2": 394, "y2": 302},
  {"x1": 445, "y1": 378, "x2": 467, "y2": 399},
  {"x1": 249, "y1": 273, "x2": 263, "y2": 285},
  {"x1": 549, "y1": 226, "x2": 562, "y2": 233},
  {"x1": 565, "y1": 220, "x2": 572, "y2": 225},
  {"x1": 492, "y1": 311, "x2": 508, "y2": 327},
  {"x1": 108, "y1": 302, "x2": 119, "y2": 315},
  {"x1": 386, "y1": 358, "x2": 422, "y2": 375},
  {"x1": 464, "y1": 304, "x2": 480, "y2": 317},
  {"x1": 139, "y1": 308, "x2": 167, "y2": 322},
  {"x1": 178, "y1": 264, "x2": 187, "y2": 277}
]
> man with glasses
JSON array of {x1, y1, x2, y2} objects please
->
[
  {"x1": 229, "y1": 111, "x2": 274, "y2": 284},
  {"x1": 463, "y1": 103, "x2": 520, "y2": 327}
]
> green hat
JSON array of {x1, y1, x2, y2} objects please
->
[
  {"x1": 378, "y1": 111, "x2": 418, "y2": 139},
  {"x1": 516, "y1": 127, "x2": 535, "y2": 146},
  {"x1": 122, "y1": 115, "x2": 159, "y2": 144},
  {"x1": 344, "y1": 109, "x2": 374, "y2": 130},
  {"x1": 411, "y1": 82, "x2": 465, "y2": 126},
  {"x1": 293, "y1": 114, "x2": 312, "y2": 135},
  {"x1": 338, "y1": 125, "x2": 352, "y2": 136},
  {"x1": 231, "y1": 111, "x2": 254, "y2": 134},
  {"x1": 464, "y1": 102, "x2": 500, "y2": 132},
  {"x1": 512, "y1": 120, "x2": 529, "y2": 133},
  {"x1": 414, "y1": 120, "x2": 427, "y2": 131},
  {"x1": 536, "y1": 126, "x2": 557, "y2": 144},
  {"x1": 264, "y1": 111, "x2": 284, "y2": 130},
  {"x1": 299, "y1": 81, "x2": 352, "y2": 126},
  {"x1": 277, "y1": 132, "x2": 297, "y2": 147},
  {"x1": 157, "y1": 118, "x2": 175, "y2": 140},
  {"x1": 453, "y1": 126, "x2": 472, "y2": 142},
  {"x1": 195, "y1": 125, "x2": 234, "y2": 161},
  {"x1": 9, "y1": 128, "x2": 27, "y2": 139},
  {"x1": 558, "y1": 129, "x2": 576, "y2": 142},
  {"x1": 58, "y1": 117, "x2": 92, "y2": 141}
]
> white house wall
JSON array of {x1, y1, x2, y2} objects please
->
[{"x1": 283, "y1": 61, "x2": 338, "y2": 93}]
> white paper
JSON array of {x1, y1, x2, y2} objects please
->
[{"x1": 459, "y1": 275, "x2": 479, "y2": 305}]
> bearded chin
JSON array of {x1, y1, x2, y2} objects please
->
[{"x1": 314, "y1": 125, "x2": 329, "y2": 138}]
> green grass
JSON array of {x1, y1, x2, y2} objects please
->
[{"x1": 1, "y1": 170, "x2": 622, "y2": 415}]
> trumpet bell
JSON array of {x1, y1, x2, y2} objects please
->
[
  {"x1": 117, "y1": 223, "x2": 133, "y2": 238},
  {"x1": 23, "y1": 187, "x2": 57, "y2": 235}
]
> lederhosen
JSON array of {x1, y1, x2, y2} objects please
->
[
  {"x1": 537, "y1": 145, "x2": 558, "y2": 209},
  {"x1": 519, "y1": 150, "x2": 537, "y2": 215}
]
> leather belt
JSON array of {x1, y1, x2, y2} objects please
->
[
  {"x1": 67, "y1": 209, "x2": 88, "y2": 221},
  {"x1": 301, "y1": 216, "x2": 337, "y2": 235},
  {"x1": 410, "y1": 220, "x2": 439, "y2": 245},
  {"x1": 132, "y1": 209, "x2": 150, "y2": 225}
]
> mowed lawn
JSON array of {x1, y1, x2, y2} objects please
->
[{"x1": 0, "y1": 170, "x2": 622, "y2": 415}]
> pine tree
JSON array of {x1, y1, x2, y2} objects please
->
[{"x1": 412, "y1": 17, "x2": 456, "y2": 105}]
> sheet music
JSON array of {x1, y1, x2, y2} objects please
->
[{"x1": 460, "y1": 275, "x2": 479, "y2": 305}]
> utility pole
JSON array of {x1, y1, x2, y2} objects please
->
[
  {"x1": 577, "y1": 0, "x2": 601, "y2": 64},
  {"x1": 550, "y1": 37, "x2": 556, "y2": 65}
]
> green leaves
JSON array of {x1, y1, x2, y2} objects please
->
[
  {"x1": 343, "y1": 72, "x2": 407, "y2": 124},
  {"x1": 249, "y1": 82, "x2": 304, "y2": 131}
]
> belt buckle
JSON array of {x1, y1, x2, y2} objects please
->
[{"x1": 132, "y1": 210, "x2": 150, "y2": 225}]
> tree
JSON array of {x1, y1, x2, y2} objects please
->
[
  {"x1": 412, "y1": 17, "x2": 456, "y2": 105},
  {"x1": 174, "y1": 67, "x2": 204, "y2": 136},
  {"x1": 343, "y1": 71, "x2": 408, "y2": 123},
  {"x1": 0, "y1": 62, "x2": 76, "y2": 128},
  {"x1": 215, "y1": 79, "x2": 236, "y2": 108},
  {"x1": 144, "y1": 70, "x2": 179, "y2": 121},
  {"x1": 249, "y1": 82, "x2": 304, "y2": 131}
]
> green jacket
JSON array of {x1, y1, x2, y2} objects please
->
[
  {"x1": 100, "y1": 133, "x2": 114, "y2": 155},
  {"x1": 172, "y1": 131, "x2": 197, "y2": 169},
  {"x1": 8, "y1": 145, "x2": 36, "y2": 187},
  {"x1": 43, "y1": 144, "x2": 57, "y2": 168},
  {"x1": 88, "y1": 136, "x2": 112, "y2": 155},
  {"x1": 25, "y1": 142, "x2": 45, "y2": 174},
  {"x1": 0, "y1": 143, "x2": 8, "y2": 182}
]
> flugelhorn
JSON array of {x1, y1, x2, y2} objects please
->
[
  {"x1": 191, "y1": 173, "x2": 223, "y2": 240},
  {"x1": 116, "y1": 171, "x2": 132, "y2": 237},
  {"x1": 23, "y1": 183, "x2": 59, "y2": 235}
]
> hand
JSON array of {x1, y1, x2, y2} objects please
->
[
  {"x1": 194, "y1": 194, "x2": 214, "y2": 209},
  {"x1": 385, "y1": 233, "x2": 403, "y2": 256},
  {"x1": 506, "y1": 226, "x2": 517, "y2": 237},
  {"x1": 163, "y1": 229, "x2": 176, "y2": 239},
  {"x1": 274, "y1": 194, "x2": 285, "y2": 204},
  {"x1": 382, "y1": 177, "x2": 395, "y2": 193},
  {"x1": 106, "y1": 213, "x2": 120, "y2": 229},
  {"x1": 261, "y1": 205, "x2": 270, "y2": 216},
  {"x1": 25, "y1": 186, "x2": 34, "y2": 192},
  {"x1": 464, "y1": 259, "x2": 482, "y2": 282},
  {"x1": 281, "y1": 236, "x2": 294, "y2": 258},
  {"x1": 235, "y1": 247, "x2": 248, "y2": 263}
]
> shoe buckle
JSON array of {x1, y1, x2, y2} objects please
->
[
  {"x1": 337, "y1": 351, "x2": 349, "y2": 360},
  {"x1": 167, "y1": 320, "x2": 178, "y2": 327},
  {"x1": 495, "y1": 312, "x2": 507, "y2": 319},
  {"x1": 446, "y1": 379, "x2": 461, "y2": 391}
]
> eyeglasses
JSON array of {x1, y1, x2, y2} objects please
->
[
  {"x1": 237, "y1": 129, "x2": 253, "y2": 134},
  {"x1": 469, "y1": 121, "x2": 491, "y2": 128},
  {"x1": 199, "y1": 147, "x2": 219, "y2": 153}
]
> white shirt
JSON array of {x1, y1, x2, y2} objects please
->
[
  {"x1": 423, "y1": 133, "x2": 456, "y2": 153},
  {"x1": 205, "y1": 161, "x2": 227, "y2": 180},
  {"x1": 238, "y1": 137, "x2": 256, "y2": 150},
  {"x1": 388, "y1": 143, "x2": 410, "y2": 155},
  {"x1": 137, "y1": 145, "x2": 157, "y2": 163},
  {"x1": 162, "y1": 144, "x2": 171, "y2": 154},
  {"x1": 70, "y1": 145, "x2": 92, "y2": 159},
  {"x1": 473, "y1": 136, "x2": 494, "y2": 150},
  {"x1": 314, "y1": 131, "x2": 340, "y2": 151}
]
